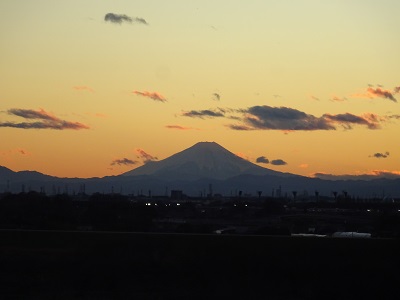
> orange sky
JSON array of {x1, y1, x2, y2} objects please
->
[{"x1": 1, "y1": 0, "x2": 399, "y2": 179}]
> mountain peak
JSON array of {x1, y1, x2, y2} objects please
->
[
  {"x1": 123, "y1": 141, "x2": 280, "y2": 180},
  {"x1": 186, "y1": 141, "x2": 237, "y2": 156},
  {"x1": 190, "y1": 141, "x2": 224, "y2": 150}
]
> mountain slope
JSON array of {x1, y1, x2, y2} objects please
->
[
  {"x1": 0, "y1": 166, "x2": 55, "y2": 182},
  {"x1": 123, "y1": 142, "x2": 288, "y2": 180}
]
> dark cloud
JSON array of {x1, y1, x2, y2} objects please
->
[
  {"x1": 0, "y1": 108, "x2": 90, "y2": 130},
  {"x1": 394, "y1": 86, "x2": 400, "y2": 94},
  {"x1": 105, "y1": 13, "x2": 132, "y2": 24},
  {"x1": 372, "y1": 152, "x2": 390, "y2": 159},
  {"x1": 104, "y1": 13, "x2": 148, "y2": 25},
  {"x1": 136, "y1": 148, "x2": 157, "y2": 164},
  {"x1": 182, "y1": 109, "x2": 225, "y2": 119},
  {"x1": 244, "y1": 106, "x2": 335, "y2": 131},
  {"x1": 256, "y1": 156, "x2": 269, "y2": 164},
  {"x1": 212, "y1": 93, "x2": 221, "y2": 101},
  {"x1": 270, "y1": 159, "x2": 287, "y2": 166},
  {"x1": 227, "y1": 106, "x2": 382, "y2": 131},
  {"x1": 180, "y1": 105, "x2": 389, "y2": 131},
  {"x1": 111, "y1": 158, "x2": 137, "y2": 166},
  {"x1": 133, "y1": 91, "x2": 167, "y2": 102},
  {"x1": 322, "y1": 113, "x2": 380, "y2": 129}
]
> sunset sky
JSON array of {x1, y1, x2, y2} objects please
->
[{"x1": 1, "y1": 0, "x2": 399, "y2": 179}]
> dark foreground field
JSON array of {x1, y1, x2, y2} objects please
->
[{"x1": 0, "y1": 230, "x2": 399, "y2": 299}]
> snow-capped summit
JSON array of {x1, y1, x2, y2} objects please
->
[{"x1": 123, "y1": 141, "x2": 282, "y2": 180}]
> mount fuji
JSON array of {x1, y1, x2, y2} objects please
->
[
  {"x1": 123, "y1": 142, "x2": 289, "y2": 180},
  {"x1": 1, "y1": 142, "x2": 400, "y2": 197}
]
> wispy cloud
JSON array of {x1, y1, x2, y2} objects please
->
[
  {"x1": 73, "y1": 86, "x2": 94, "y2": 93},
  {"x1": 94, "y1": 113, "x2": 107, "y2": 118},
  {"x1": 16, "y1": 148, "x2": 30, "y2": 155},
  {"x1": 212, "y1": 93, "x2": 221, "y2": 101},
  {"x1": 367, "y1": 87, "x2": 396, "y2": 102},
  {"x1": 111, "y1": 158, "x2": 137, "y2": 166},
  {"x1": 330, "y1": 95, "x2": 347, "y2": 102},
  {"x1": 352, "y1": 86, "x2": 397, "y2": 102},
  {"x1": 256, "y1": 156, "x2": 269, "y2": 164},
  {"x1": 182, "y1": 109, "x2": 225, "y2": 119},
  {"x1": 165, "y1": 125, "x2": 198, "y2": 130},
  {"x1": 136, "y1": 148, "x2": 157, "y2": 164},
  {"x1": 226, "y1": 124, "x2": 254, "y2": 131},
  {"x1": 84, "y1": 112, "x2": 107, "y2": 119},
  {"x1": 0, "y1": 148, "x2": 31, "y2": 157},
  {"x1": 309, "y1": 95, "x2": 320, "y2": 101},
  {"x1": 104, "y1": 13, "x2": 148, "y2": 25},
  {"x1": 370, "y1": 152, "x2": 390, "y2": 158},
  {"x1": 133, "y1": 91, "x2": 167, "y2": 102},
  {"x1": 0, "y1": 108, "x2": 90, "y2": 130}
]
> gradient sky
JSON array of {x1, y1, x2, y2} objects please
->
[{"x1": 1, "y1": 0, "x2": 399, "y2": 179}]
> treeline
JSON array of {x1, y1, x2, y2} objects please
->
[{"x1": 0, "y1": 192, "x2": 156, "y2": 231}]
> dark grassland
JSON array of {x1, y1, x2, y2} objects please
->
[{"x1": 0, "y1": 230, "x2": 399, "y2": 300}]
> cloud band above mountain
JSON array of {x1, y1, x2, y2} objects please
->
[{"x1": 182, "y1": 105, "x2": 384, "y2": 131}]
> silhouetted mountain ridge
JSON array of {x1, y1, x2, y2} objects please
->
[
  {"x1": 1, "y1": 142, "x2": 400, "y2": 197},
  {"x1": 123, "y1": 141, "x2": 289, "y2": 180}
]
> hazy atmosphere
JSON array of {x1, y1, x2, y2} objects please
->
[{"x1": 1, "y1": 0, "x2": 399, "y2": 179}]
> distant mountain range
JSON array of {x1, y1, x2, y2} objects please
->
[{"x1": 1, "y1": 142, "x2": 400, "y2": 198}]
